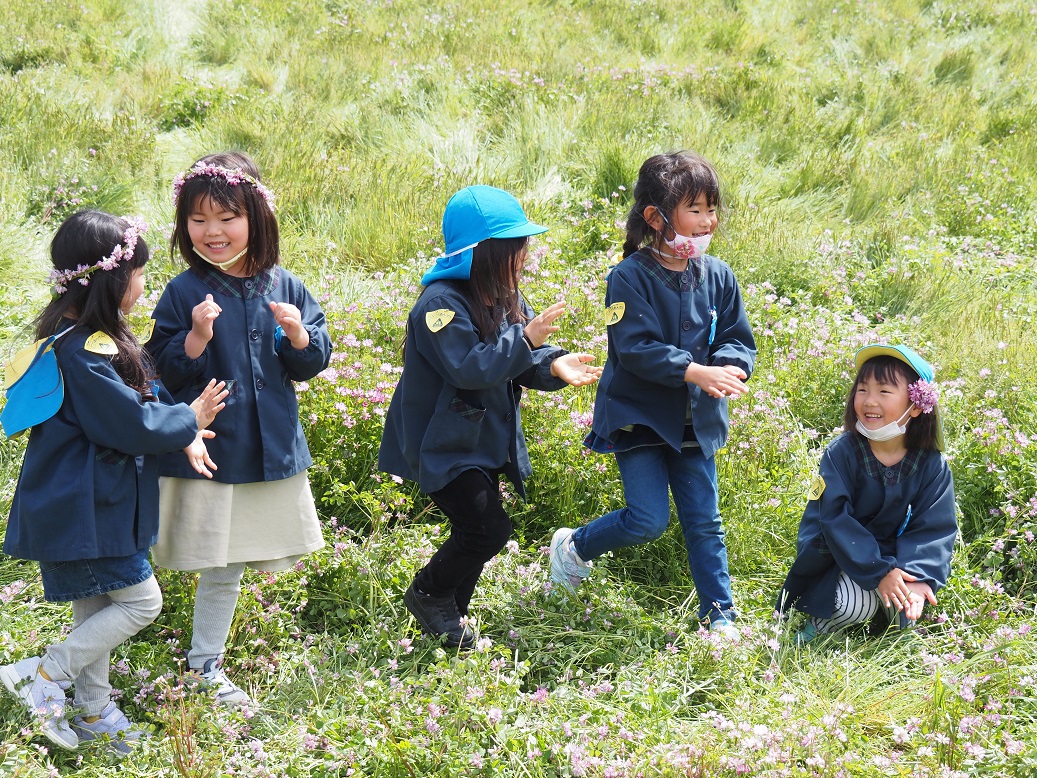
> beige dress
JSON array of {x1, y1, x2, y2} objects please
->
[{"x1": 153, "y1": 472, "x2": 324, "y2": 572}]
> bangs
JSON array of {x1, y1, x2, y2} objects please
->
[
  {"x1": 856, "y1": 355, "x2": 919, "y2": 387},
  {"x1": 674, "y1": 165, "x2": 721, "y2": 209},
  {"x1": 184, "y1": 179, "x2": 246, "y2": 215}
]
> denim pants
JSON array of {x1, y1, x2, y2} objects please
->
[
  {"x1": 571, "y1": 444, "x2": 734, "y2": 622},
  {"x1": 413, "y1": 469, "x2": 512, "y2": 615}
]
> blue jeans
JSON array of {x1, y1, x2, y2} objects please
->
[{"x1": 572, "y1": 444, "x2": 734, "y2": 622}]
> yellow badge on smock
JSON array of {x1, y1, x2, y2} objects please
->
[
  {"x1": 425, "y1": 309, "x2": 455, "y2": 333},
  {"x1": 604, "y1": 302, "x2": 626, "y2": 325},
  {"x1": 84, "y1": 332, "x2": 118, "y2": 355},
  {"x1": 807, "y1": 475, "x2": 826, "y2": 502},
  {"x1": 135, "y1": 318, "x2": 156, "y2": 344}
]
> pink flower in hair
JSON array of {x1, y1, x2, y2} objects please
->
[{"x1": 908, "y1": 380, "x2": 939, "y2": 413}]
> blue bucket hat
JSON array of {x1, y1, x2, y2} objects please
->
[
  {"x1": 854, "y1": 343, "x2": 944, "y2": 451},
  {"x1": 420, "y1": 186, "x2": 548, "y2": 286}
]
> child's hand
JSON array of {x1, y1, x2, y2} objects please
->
[
  {"x1": 269, "y1": 301, "x2": 310, "y2": 350},
  {"x1": 524, "y1": 301, "x2": 566, "y2": 348},
  {"x1": 184, "y1": 429, "x2": 218, "y2": 478},
  {"x1": 550, "y1": 353, "x2": 603, "y2": 387},
  {"x1": 903, "y1": 581, "x2": 937, "y2": 621},
  {"x1": 189, "y1": 379, "x2": 229, "y2": 430},
  {"x1": 877, "y1": 567, "x2": 919, "y2": 612},
  {"x1": 186, "y1": 294, "x2": 222, "y2": 358},
  {"x1": 684, "y1": 363, "x2": 748, "y2": 399}
]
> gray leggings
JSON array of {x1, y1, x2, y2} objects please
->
[
  {"x1": 810, "y1": 571, "x2": 912, "y2": 635},
  {"x1": 41, "y1": 576, "x2": 162, "y2": 716},
  {"x1": 187, "y1": 563, "x2": 246, "y2": 670}
]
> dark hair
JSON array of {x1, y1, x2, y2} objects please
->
[
  {"x1": 36, "y1": 210, "x2": 153, "y2": 396},
  {"x1": 462, "y1": 236, "x2": 529, "y2": 341},
  {"x1": 842, "y1": 355, "x2": 940, "y2": 451},
  {"x1": 171, "y1": 151, "x2": 279, "y2": 276},
  {"x1": 623, "y1": 151, "x2": 722, "y2": 258}
]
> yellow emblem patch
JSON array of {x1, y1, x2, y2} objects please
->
[
  {"x1": 425, "y1": 309, "x2": 455, "y2": 333},
  {"x1": 135, "y1": 318, "x2": 156, "y2": 344},
  {"x1": 84, "y1": 332, "x2": 118, "y2": 355},
  {"x1": 604, "y1": 302, "x2": 626, "y2": 326},
  {"x1": 807, "y1": 475, "x2": 826, "y2": 502}
]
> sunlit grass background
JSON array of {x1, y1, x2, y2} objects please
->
[{"x1": 1, "y1": 0, "x2": 1036, "y2": 775}]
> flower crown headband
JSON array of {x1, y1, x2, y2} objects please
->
[
  {"x1": 171, "y1": 163, "x2": 276, "y2": 213},
  {"x1": 50, "y1": 217, "x2": 148, "y2": 296},
  {"x1": 908, "y1": 379, "x2": 939, "y2": 414}
]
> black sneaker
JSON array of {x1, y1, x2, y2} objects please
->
[{"x1": 404, "y1": 584, "x2": 475, "y2": 649}]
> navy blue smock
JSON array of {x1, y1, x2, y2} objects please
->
[
  {"x1": 147, "y1": 266, "x2": 332, "y2": 483},
  {"x1": 778, "y1": 433, "x2": 958, "y2": 619},
  {"x1": 378, "y1": 280, "x2": 569, "y2": 498},
  {"x1": 4, "y1": 325, "x2": 198, "y2": 562},
  {"x1": 589, "y1": 250, "x2": 756, "y2": 457}
]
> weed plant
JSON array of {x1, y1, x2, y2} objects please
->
[{"x1": 2, "y1": 0, "x2": 1037, "y2": 774}]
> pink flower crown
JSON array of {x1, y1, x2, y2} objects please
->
[
  {"x1": 908, "y1": 379, "x2": 940, "y2": 414},
  {"x1": 50, "y1": 216, "x2": 148, "y2": 296},
  {"x1": 172, "y1": 163, "x2": 276, "y2": 213}
]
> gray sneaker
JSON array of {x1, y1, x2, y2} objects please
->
[
  {"x1": 0, "y1": 656, "x2": 78, "y2": 749},
  {"x1": 72, "y1": 701, "x2": 145, "y2": 754},
  {"x1": 549, "y1": 528, "x2": 592, "y2": 590},
  {"x1": 404, "y1": 583, "x2": 475, "y2": 649},
  {"x1": 189, "y1": 658, "x2": 252, "y2": 706}
]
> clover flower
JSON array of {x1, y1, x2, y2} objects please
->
[
  {"x1": 49, "y1": 216, "x2": 148, "y2": 296},
  {"x1": 908, "y1": 379, "x2": 940, "y2": 413}
]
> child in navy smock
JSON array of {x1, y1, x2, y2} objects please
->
[
  {"x1": 1, "y1": 210, "x2": 226, "y2": 752},
  {"x1": 379, "y1": 185, "x2": 602, "y2": 648},
  {"x1": 146, "y1": 152, "x2": 332, "y2": 703},
  {"x1": 549, "y1": 152, "x2": 756, "y2": 635},
  {"x1": 777, "y1": 344, "x2": 956, "y2": 643}
]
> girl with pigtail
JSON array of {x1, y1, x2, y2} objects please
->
[{"x1": 549, "y1": 151, "x2": 756, "y2": 636}]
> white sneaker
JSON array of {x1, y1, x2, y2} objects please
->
[
  {"x1": 72, "y1": 701, "x2": 145, "y2": 754},
  {"x1": 0, "y1": 656, "x2": 78, "y2": 749},
  {"x1": 709, "y1": 618, "x2": 741, "y2": 640},
  {"x1": 190, "y1": 658, "x2": 252, "y2": 705},
  {"x1": 549, "y1": 528, "x2": 592, "y2": 590}
]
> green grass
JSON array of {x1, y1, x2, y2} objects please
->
[{"x1": 2, "y1": 0, "x2": 1037, "y2": 774}]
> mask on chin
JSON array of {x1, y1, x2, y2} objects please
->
[
  {"x1": 855, "y1": 406, "x2": 913, "y2": 442},
  {"x1": 193, "y1": 245, "x2": 247, "y2": 271}
]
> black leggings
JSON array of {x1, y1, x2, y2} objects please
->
[{"x1": 413, "y1": 469, "x2": 512, "y2": 615}]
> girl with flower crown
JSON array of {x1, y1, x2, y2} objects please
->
[
  {"x1": 1, "y1": 210, "x2": 227, "y2": 752},
  {"x1": 146, "y1": 152, "x2": 331, "y2": 704},
  {"x1": 777, "y1": 344, "x2": 958, "y2": 644}
]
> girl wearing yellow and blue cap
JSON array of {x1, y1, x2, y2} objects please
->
[
  {"x1": 379, "y1": 185, "x2": 601, "y2": 648},
  {"x1": 777, "y1": 344, "x2": 957, "y2": 643}
]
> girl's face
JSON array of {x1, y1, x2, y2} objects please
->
[
  {"x1": 187, "y1": 196, "x2": 250, "y2": 276},
  {"x1": 853, "y1": 373, "x2": 921, "y2": 431},
  {"x1": 121, "y1": 267, "x2": 146, "y2": 314},
  {"x1": 666, "y1": 192, "x2": 718, "y2": 240}
]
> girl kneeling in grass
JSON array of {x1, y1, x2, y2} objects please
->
[{"x1": 777, "y1": 344, "x2": 957, "y2": 643}]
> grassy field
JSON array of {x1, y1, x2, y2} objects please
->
[{"x1": 2, "y1": 0, "x2": 1037, "y2": 775}]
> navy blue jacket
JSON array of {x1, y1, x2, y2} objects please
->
[
  {"x1": 4, "y1": 325, "x2": 198, "y2": 562},
  {"x1": 778, "y1": 433, "x2": 958, "y2": 618},
  {"x1": 147, "y1": 266, "x2": 332, "y2": 483},
  {"x1": 378, "y1": 281, "x2": 568, "y2": 498},
  {"x1": 590, "y1": 251, "x2": 756, "y2": 458}
]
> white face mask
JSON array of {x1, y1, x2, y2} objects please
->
[
  {"x1": 855, "y1": 406, "x2": 913, "y2": 442},
  {"x1": 193, "y1": 245, "x2": 247, "y2": 271}
]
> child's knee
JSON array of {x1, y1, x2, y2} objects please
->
[{"x1": 623, "y1": 507, "x2": 669, "y2": 543}]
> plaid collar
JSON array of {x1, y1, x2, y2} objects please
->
[
  {"x1": 851, "y1": 434, "x2": 924, "y2": 485},
  {"x1": 195, "y1": 266, "x2": 280, "y2": 299},
  {"x1": 633, "y1": 251, "x2": 702, "y2": 292}
]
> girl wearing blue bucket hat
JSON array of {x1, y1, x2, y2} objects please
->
[
  {"x1": 1, "y1": 210, "x2": 227, "y2": 752},
  {"x1": 379, "y1": 185, "x2": 602, "y2": 648},
  {"x1": 777, "y1": 344, "x2": 957, "y2": 644}
]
